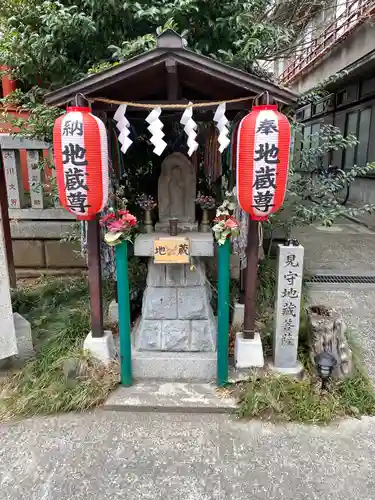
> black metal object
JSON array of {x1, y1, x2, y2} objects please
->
[
  {"x1": 306, "y1": 274, "x2": 375, "y2": 284},
  {"x1": 314, "y1": 351, "x2": 337, "y2": 390},
  {"x1": 284, "y1": 238, "x2": 299, "y2": 246},
  {"x1": 169, "y1": 218, "x2": 178, "y2": 236}
]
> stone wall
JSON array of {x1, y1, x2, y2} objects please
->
[{"x1": 9, "y1": 209, "x2": 85, "y2": 271}]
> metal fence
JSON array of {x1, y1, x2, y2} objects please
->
[{"x1": 279, "y1": 0, "x2": 375, "y2": 84}]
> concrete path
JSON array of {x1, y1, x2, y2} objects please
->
[
  {"x1": 2, "y1": 410, "x2": 375, "y2": 500},
  {"x1": 293, "y1": 220, "x2": 375, "y2": 275},
  {"x1": 295, "y1": 218, "x2": 375, "y2": 381},
  {"x1": 308, "y1": 286, "x2": 375, "y2": 382},
  {"x1": 2, "y1": 219, "x2": 375, "y2": 500}
]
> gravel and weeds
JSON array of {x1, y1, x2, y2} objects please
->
[
  {"x1": 236, "y1": 258, "x2": 375, "y2": 424},
  {"x1": 0, "y1": 259, "x2": 147, "y2": 421}
]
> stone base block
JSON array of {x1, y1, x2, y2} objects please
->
[
  {"x1": 155, "y1": 221, "x2": 198, "y2": 233},
  {"x1": 45, "y1": 241, "x2": 85, "y2": 268},
  {"x1": 134, "y1": 317, "x2": 216, "y2": 352},
  {"x1": 267, "y1": 360, "x2": 304, "y2": 379},
  {"x1": 13, "y1": 240, "x2": 45, "y2": 268},
  {"x1": 13, "y1": 313, "x2": 34, "y2": 360},
  {"x1": 132, "y1": 351, "x2": 217, "y2": 382},
  {"x1": 235, "y1": 331, "x2": 264, "y2": 369},
  {"x1": 107, "y1": 300, "x2": 119, "y2": 324},
  {"x1": 232, "y1": 303, "x2": 244, "y2": 326},
  {"x1": 83, "y1": 330, "x2": 116, "y2": 365}
]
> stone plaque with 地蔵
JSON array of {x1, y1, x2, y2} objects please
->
[{"x1": 154, "y1": 238, "x2": 190, "y2": 264}]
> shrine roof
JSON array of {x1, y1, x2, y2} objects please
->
[{"x1": 45, "y1": 30, "x2": 297, "y2": 109}]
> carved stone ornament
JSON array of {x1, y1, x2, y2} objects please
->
[{"x1": 308, "y1": 305, "x2": 353, "y2": 379}]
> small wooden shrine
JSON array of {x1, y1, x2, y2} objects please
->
[{"x1": 45, "y1": 30, "x2": 297, "y2": 383}]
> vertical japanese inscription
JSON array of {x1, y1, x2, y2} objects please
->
[
  {"x1": 61, "y1": 115, "x2": 90, "y2": 215},
  {"x1": 274, "y1": 245, "x2": 304, "y2": 368},
  {"x1": 252, "y1": 115, "x2": 279, "y2": 214},
  {"x1": 27, "y1": 150, "x2": 44, "y2": 209},
  {"x1": 2, "y1": 150, "x2": 22, "y2": 209}
]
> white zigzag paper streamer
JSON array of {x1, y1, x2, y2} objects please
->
[
  {"x1": 114, "y1": 104, "x2": 133, "y2": 154},
  {"x1": 146, "y1": 107, "x2": 167, "y2": 156},
  {"x1": 180, "y1": 103, "x2": 198, "y2": 157},
  {"x1": 213, "y1": 103, "x2": 230, "y2": 153}
]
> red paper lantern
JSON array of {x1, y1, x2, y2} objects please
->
[
  {"x1": 236, "y1": 104, "x2": 291, "y2": 221},
  {"x1": 53, "y1": 106, "x2": 109, "y2": 221}
]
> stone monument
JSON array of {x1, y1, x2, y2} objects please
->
[
  {"x1": 0, "y1": 218, "x2": 18, "y2": 360},
  {"x1": 133, "y1": 152, "x2": 216, "y2": 381},
  {"x1": 155, "y1": 152, "x2": 198, "y2": 232},
  {"x1": 269, "y1": 243, "x2": 304, "y2": 377}
]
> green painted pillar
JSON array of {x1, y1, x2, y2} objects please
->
[
  {"x1": 115, "y1": 241, "x2": 132, "y2": 386},
  {"x1": 217, "y1": 238, "x2": 230, "y2": 386}
]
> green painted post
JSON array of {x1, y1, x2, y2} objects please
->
[
  {"x1": 217, "y1": 238, "x2": 230, "y2": 386},
  {"x1": 115, "y1": 241, "x2": 132, "y2": 386}
]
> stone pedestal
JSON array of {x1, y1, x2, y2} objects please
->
[
  {"x1": 155, "y1": 221, "x2": 198, "y2": 233},
  {"x1": 271, "y1": 244, "x2": 304, "y2": 377},
  {"x1": 13, "y1": 313, "x2": 34, "y2": 360},
  {"x1": 133, "y1": 232, "x2": 216, "y2": 381},
  {"x1": 108, "y1": 299, "x2": 119, "y2": 324},
  {"x1": 235, "y1": 332, "x2": 264, "y2": 369},
  {"x1": 83, "y1": 330, "x2": 116, "y2": 365},
  {"x1": 232, "y1": 303, "x2": 244, "y2": 326},
  {"x1": 0, "y1": 218, "x2": 18, "y2": 360}
]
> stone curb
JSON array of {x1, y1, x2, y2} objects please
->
[
  {"x1": 343, "y1": 213, "x2": 375, "y2": 231},
  {"x1": 103, "y1": 404, "x2": 236, "y2": 414}
]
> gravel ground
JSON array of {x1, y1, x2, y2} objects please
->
[{"x1": 2, "y1": 410, "x2": 375, "y2": 500}]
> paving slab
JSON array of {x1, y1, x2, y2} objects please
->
[
  {"x1": 2, "y1": 411, "x2": 375, "y2": 500},
  {"x1": 292, "y1": 222, "x2": 375, "y2": 275},
  {"x1": 308, "y1": 285, "x2": 375, "y2": 383},
  {"x1": 104, "y1": 381, "x2": 237, "y2": 413}
]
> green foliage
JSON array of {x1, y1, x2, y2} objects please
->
[
  {"x1": 1, "y1": 262, "x2": 147, "y2": 420},
  {"x1": 297, "y1": 71, "x2": 348, "y2": 106},
  {"x1": 0, "y1": 1, "x2": 97, "y2": 88},
  {"x1": 87, "y1": 61, "x2": 120, "y2": 75},
  {"x1": 0, "y1": 277, "x2": 114, "y2": 420},
  {"x1": 0, "y1": 0, "x2": 314, "y2": 91},
  {"x1": 238, "y1": 367, "x2": 375, "y2": 423},
  {"x1": 1, "y1": 87, "x2": 64, "y2": 143},
  {"x1": 267, "y1": 123, "x2": 375, "y2": 238},
  {"x1": 236, "y1": 266, "x2": 375, "y2": 424}
]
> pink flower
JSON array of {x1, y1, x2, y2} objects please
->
[
  {"x1": 121, "y1": 213, "x2": 137, "y2": 227},
  {"x1": 225, "y1": 217, "x2": 239, "y2": 229},
  {"x1": 107, "y1": 219, "x2": 125, "y2": 232},
  {"x1": 100, "y1": 212, "x2": 116, "y2": 226},
  {"x1": 118, "y1": 209, "x2": 129, "y2": 216}
]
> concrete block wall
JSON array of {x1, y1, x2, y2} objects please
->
[{"x1": 9, "y1": 209, "x2": 86, "y2": 270}]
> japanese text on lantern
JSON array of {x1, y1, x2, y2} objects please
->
[
  {"x1": 252, "y1": 117, "x2": 279, "y2": 213},
  {"x1": 62, "y1": 119, "x2": 90, "y2": 215},
  {"x1": 154, "y1": 238, "x2": 190, "y2": 264}
]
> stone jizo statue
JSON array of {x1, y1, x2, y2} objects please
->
[{"x1": 158, "y1": 152, "x2": 196, "y2": 224}]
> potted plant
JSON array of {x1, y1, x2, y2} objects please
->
[
  {"x1": 195, "y1": 193, "x2": 216, "y2": 232},
  {"x1": 136, "y1": 194, "x2": 157, "y2": 233}
]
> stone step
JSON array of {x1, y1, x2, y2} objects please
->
[
  {"x1": 103, "y1": 380, "x2": 237, "y2": 413},
  {"x1": 132, "y1": 350, "x2": 217, "y2": 382}
]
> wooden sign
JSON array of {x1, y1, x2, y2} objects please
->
[{"x1": 154, "y1": 238, "x2": 190, "y2": 264}]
